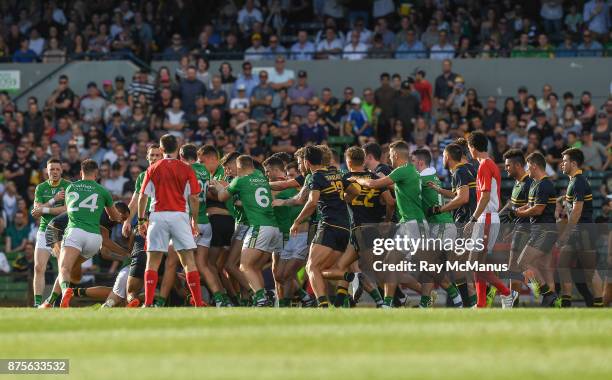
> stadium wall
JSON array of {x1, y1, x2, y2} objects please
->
[{"x1": 8, "y1": 58, "x2": 612, "y2": 110}]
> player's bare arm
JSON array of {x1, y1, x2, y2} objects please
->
[
  {"x1": 349, "y1": 175, "x2": 394, "y2": 189},
  {"x1": 381, "y1": 190, "x2": 396, "y2": 222},
  {"x1": 269, "y1": 178, "x2": 300, "y2": 191},
  {"x1": 290, "y1": 190, "x2": 319, "y2": 235},
  {"x1": 439, "y1": 185, "x2": 469, "y2": 213},
  {"x1": 427, "y1": 181, "x2": 455, "y2": 198}
]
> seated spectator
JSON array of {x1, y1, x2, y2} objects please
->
[
  {"x1": 316, "y1": 27, "x2": 343, "y2": 60},
  {"x1": 204, "y1": 75, "x2": 227, "y2": 114},
  {"x1": 430, "y1": 30, "x2": 455, "y2": 60},
  {"x1": 105, "y1": 112, "x2": 128, "y2": 144},
  {"x1": 348, "y1": 17, "x2": 372, "y2": 45},
  {"x1": 368, "y1": 33, "x2": 392, "y2": 58},
  {"x1": 232, "y1": 61, "x2": 259, "y2": 98},
  {"x1": 179, "y1": 66, "x2": 207, "y2": 115},
  {"x1": 546, "y1": 133, "x2": 568, "y2": 169},
  {"x1": 238, "y1": 0, "x2": 263, "y2": 37},
  {"x1": 11, "y1": 241, "x2": 35, "y2": 275},
  {"x1": 593, "y1": 111, "x2": 611, "y2": 145},
  {"x1": 245, "y1": 33, "x2": 267, "y2": 61},
  {"x1": 163, "y1": 97, "x2": 186, "y2": 138},
  {"x1": 104, "y1": 92, "x2": 131, "y2": 125},
  {"x1": 580, "y1": 128, "x2": 608, "y2": 170},
  {"x1": 42, "y1": 37, "x2": 65, "y2": 63},
  {"x1": 83, "y1": 138, "x2": 106, "y2": 165},
  {"x1": 12, "y1": 38, "x2": 37, "y2": 62},
  {"x1": 80, "y1": 82, "x2": 107, "y2": 129},
  {"x1": 290, "y1": 30, "x2": 315, "y2": 60},
  {"x1": 271, "y1": 123, "x2": 297, "y2": 154},
  {"x1": 556, "y1": 33, "x2": 577, "y2": 57},
  {"x1": 265, "y1": 34, "x2": 287, "y2": 58},
  {"x1": 162, "y1": 33, "x2": 189, "y2": 60},
  {"x1": 102, "y1": 161, "x2": 129, "y2": 199},
  {"x1": 395, "y1": 29, "x2": 426, "y2": 59},
  {"x1": 343, "y1": 31, "x2": 368, "y2": 60},
  {"x1": 577, "y1": 30, "x2": 603, "y2": 57}
]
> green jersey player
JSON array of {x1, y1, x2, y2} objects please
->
[
  {"x1": 59, "y1": 159, "x2": 122, "y2": 308},
  {"x1": 30, "y1": 159, "x2": 70, "y2": 307},
  {"x1": 214, "y1": 155, "x2": 281, "y2": 307}
]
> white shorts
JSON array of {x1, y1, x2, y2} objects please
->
[
  {"x1": 281, "y1": 232, "x2": 308, "y2": 261},
  {"x1": 147, "y1": 212, "x2": 196, "y2": 252},
  {"x1": 243, "y1": 225, "x2": 283, "y2": 254},
  {"x1": 395, "y1": 220, "x2": 430, "y2": 240},
  {"x1": 35, "y1": 230, "x2": 51, "y2": 252},
  {"x1": 232, "y1": 223, "x2": 249, "y2": 241},
  {"x1": 112, "y1": 266, "x2": 130, "y2": 299},
  {"x1": 62, "y1": 228, "x2": 103, "y2": 260},
  {"x1": 196, "y1": 223, "x2": 212, "y2": 248},
  {"x1": 471, "y1": 212, "x2": 500, "y2": 254},
  {"x1": 430, "y1": 223, "x2": 458, "y2": 243}
]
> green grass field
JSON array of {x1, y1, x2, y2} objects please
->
[{"x1": 1, "y1": 308, "x2": 611, "y2": 380}]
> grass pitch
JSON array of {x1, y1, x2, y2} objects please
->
[{"x1": 1, "y1": 308, "x2": 611, "y2": 380}]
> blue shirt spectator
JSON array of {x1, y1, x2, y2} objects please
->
[
  {"x1": 577, "y1": 31, "x2": 603, "y2": 57},
  {"x1": 395, "y1": 31, "x2": 427, "y2": 59},
  {"x1": 290, "y1": 31, "x2": 316, "y2": 60},
  {"x1": 232, "y1": 62, "x2": 259, "y2": 98}
]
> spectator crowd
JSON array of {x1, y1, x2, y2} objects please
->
[{"x1": 0, "y1": 1, "x2": 611, "y2": 63}]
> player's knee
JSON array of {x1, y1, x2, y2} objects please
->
[{"x1": 34, "y1": 261, "x2": 46, "y2": 274}]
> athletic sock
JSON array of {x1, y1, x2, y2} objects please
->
[
  {"x1": 475, "y1": 281, "x2": 488, "y2": 308},
  {"x1": 343, "y1": 272, "x2": 355, "y2": 282},
  {"x1": 419, "y1": 295, "x2": 432, "y2": 308},
  {"x1": 60, "y1": 281, "x2": 71, "y2": 293},
  {"x1": 480, "y1": 271, "x2": 511, "y2": 296},
  {"x1": 185, "y1": 271, "x2": 203, "y2": 307},
  {"x1": 383, "y1": 296, "x2": 393, "y2": 307},
  {"x1": 254, "y1": 288, "x2": 267, "y2": 304},
  {"x1": 368, "y1": 288, "x2": 383, "y2": 306},
  {"x1": 213, "y1": 291, "x2": 225, "y2": 306},
  {"x1": 468, "y1": 294, "x2": 477, "y2": 307},
  {"x1": 443, "y1": 283, "x2": 463, "y2": 307},
  {"x1": 561, "y1": 294, "x2": 572, "y2": 308},
  {"x1": 334, "y1": 286, "x2": 348, "y2": 307},
  {"x1": 316, "y1": 296, "x2": 329, "y2": 307},
  {"x1": 457, "y1": 282, "x2": 469, "y2": 304},
  {"x1": 592, "y1": 297, "x2": 603, "y2": 307},
  {"x1": 46, "y1": 292, "x2": 60, "y2": 304},
  {"x1": 154, "y1": 296, "x2": 166, "y2": 307},
  {"x1": 144, "y1": 270, "x2": 158, "y2": 306},
  {"x1": 278, "y1": 298, "x2": 291, "y2": 307},
  {"x1": 34, "y1": 295, "x2": 42, "y2": 307},
  {"x1": 75, "y1": 288, "x2": 87, "y2": 297}
]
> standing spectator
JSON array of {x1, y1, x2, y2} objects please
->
[
  {"x1": 28, "y1": 28, "x2": 46, "y2": 56},
  {"x1": 413, "y1": 70, "x2": 432, "y2": 118},
  {"x1": 268, "y1": 56, "x2": 294, "y2": 91},
  {"x1": 238, "y1": 0, "x2": 263, "y2": 36},
  {"x1": 42, "y1": 37, "x2": 65, "y2": 63},
  {"x1": 429, "y1": 30, "x2": 455, "y2": 60},
  {"x1": 80, "y1": 82, "x2": 107, "y2": 130},
  {"x1": 82, "y1": 138, "x2": 106, "y2": 165},
  {"x1": 580, "y1": 129, "x2": 608, "y2": 170},
  {"x1": 245, "y1": 33, "x2": 267, "y2": 61},
  {"x1": 232, "y1": 61, "x2": 259, "y2": 98},
  {"x1": 343, "y1": 31, "x2": 368, "y2": 60},
  {"x1": 392, "y1": 81, "x2": 421, "y2": 141},
  {"x1": 229, "y1": 85, "x2": 250, "y2": 116},
  {"x1": 4, "y1": 211, "x2": 31, "y2": 254},
  {"x1": 583, "y1": 0, "x2": 610, "y2": 38},
  {"x1": 132, "y1": 12, "x2": 153, "y2": 61},
  {"x1": 104, "y1": 92, "x2": 131, "y2": 125},
  {"x1": 299, "y1": 110, "x2": 327, "y2": 145},
  {"x1": 316, "y1": 27, "x2": 343, "y2": 60},
  {"x1": 52, "y1": 117, "x2": 73, "y2": 150},
  {"x1": 577, "y1": 91, "x2": 597, "y2": 128},
  {"x1": 433, "y1": 59, "x2": 457, "y2": 108},
  {"x1": 564, "y1": 4, "x2": 583, "y2": 34},
  {"x1": 287, "y1": 70, "x2": 316, "y2": 119},
  {"x1": 162, "y1": 33, "x2": 189, "y2": 60},
  {"x1": 13, "y1": 38, "x2": 37, "y2": 62},
  {"x1": 164, "y1": 97, "x2": 186, "y2": 138},
  {"x1": 290, "y1": 30, "x2": 315, "y2": 60},
  {"x1": 127, "y1": 70, "x2": 157, "y2": 105},
  {"x1": 179, "y1": 66, "x2": 207, "y2": 116},
  {"x1": 374, "y1": 72, "x2": 396, "y2": 143},
  {"x1": 204, "y1": 75, "x2": 227, "y2": 115},
  {"x1": 540, "y1": 0, "x2": 563, "y2": 42},
  {"x1": 395, "y1": 29, "x2": 427, "y2": 59},
  {"x1": 250, "y1": 70, "x2": 274, "y2": 121},
  {"x1": 347, "y1": 97, "x2": 372, "y2": 145}
]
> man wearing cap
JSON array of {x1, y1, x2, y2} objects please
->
[
  {"x1": 229, "y1": 84, "x2": 250, "y2": 116},
  {"x1": 232, "y1": 61, "x2": 259, "y2": 98},
  {"x1": 391, "y1": 81, "x2": 420, "y2": 141},
  {"x1": 347, "y1": 97, "x2": 372, "y2": 145},
  {"x1": 245, "y1": 33, "x2": 267, "y2": 61},
  {"x1": 115, "y1": 75, "x2": 126, "y2": 92},
  {"x1": 80, "y1": 82, "x2": 107, "y2": 130},
  {"x1": 287, "y1": 70, "x2": 316, "y2": 118}
]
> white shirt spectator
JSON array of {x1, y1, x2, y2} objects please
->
[
  {"x1": 268, "y1": 68, "x2": 295, "y2": 85},
  {"x1": 29, "y1": 37, "x2": 45, "y2": 56},
  {"x1": 317, "y1": 39, "x2": 344, "y2": 60},
  {"x1": 102, "y1": 176, "x2": 128, "y2": 197},
  {"x1": 103, "y1": 149, "x2": 127, "y2": 164},
  {"x1": 540, "y1": 0, "x2": 564, "y2": 21},
  {"x1": 230, "y1": 97, "x2": 250, "y2": 110},
  {"x1": 52, "y1": 7, "x2": 67, "y2": 25},
  {"x1": 245, "y1": 46, "x2": 268, "y2": 61},
  {"x1": 0, "y1": 252, "x2": 10, "y2": 273},
  {"x1": 349, "y1": 28, "x2": 373, "y2": 45},
  {"x1": 583, "y1": 0, "x2": 610, "y2": 34},
  {"x1": 343, "y1": 42, "x2": 368, "y2": 60},
  {"x1": 323, "y1": 0, "x2": 345, "y2": 19},
  {"x1": 430, "y1": 43, "x2": 455, "y2": 60}
]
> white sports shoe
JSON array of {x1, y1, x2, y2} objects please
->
[{"x1": 500, "y1": 290, "x2": 519, "y2": 309}]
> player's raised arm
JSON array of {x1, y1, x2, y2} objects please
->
[
  {"x1": 269, "y1": 178, "x2": 300, "y2": 191},
  {"x1": 350, "y1": 175, "x2": 393, "y2": 189}
]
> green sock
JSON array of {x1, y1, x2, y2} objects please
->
[
  {"x1": 34, "y1": 295, "x2": 43, "y2": 306},
  {"x1": 154, "y1": 296, "x2": 166, "y2": 307},
  {"x1": 47, "y1": 292, "x2": 60, "y2": 304},
  {"x1": 419, "y1": 295, "x2": 431, "y2": 308},
  {"x1": 334, "y1": 287, "x2": 348, "y2": 307},
  {"x1": 343, "y1": 272, "x2": 355, "y2": 282},
  {"x1": 254, "y1": 289, "x2": 266, "y2": 301},
  {"x1": 60, "y1": 281, "x2": 70, "y2": 292},
  {"x1": 468, "y1": 294, "x2": 477, "y2": 307},
  {"x1": 297, "y1": 288, "x2": 309, "y2": 299},
  {"x1": 383, "y1": 296, "x2": 393, "y2": 307},
  {"x1": 444, "y1": 284, "x2": 463, "y2": 306},
  {"x1": 316, "y1": 296, "x2": 329, "y2": 307},
  {"x1": 368, "y1": 288, "x2": 383, "y2": 304},
  {"x1": 279, "y1": 298, "x2": 291, "y2": 307},
  {"x1": 213, "y1": 291, "x2": 225, "y2": 305}
]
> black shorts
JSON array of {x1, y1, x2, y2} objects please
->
[
  {"x1": 45, "y1": 225, "x2": 64, "y2": 247},
  {"x1": 510, "y1": 228, "x2": 530, "y2": 253},
  {"x1": 565, "y1": 227, "x2": 596, "y2": 252},
  {"x1": 307, "y1": 223, "x2": 317, "y2": 245},
  {"x1": 129, "y1": 234, "x2": 147, "y2": 279},
  {"x1": 350, "y1": 224, "x2": 382, "y2": 253},
  {"x1": 312, "y1": 222, "x2": 350, "y2": 252},
  {"x1": 527, "y1": 227, "x2": 557, "y2": 253},
  {"x1": 209, "y1": 214, "x2": 235, "y2": 247}
]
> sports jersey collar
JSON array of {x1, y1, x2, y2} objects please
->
[
  {"x1": 518, "y1": 173, "x2": 529, "y2": 182},
  {"x1": 48, "y1": 179, "x2": 62, "y2": 187},
  {"x1": 451, "y1": 162, "x2": 464, "y2": 172},
  {"x1": 569, "y1": 169, "x2": 583, "y2": 178},
  {"x1": 420, "y1": 167, "x2": 436, "y2": 176}
]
